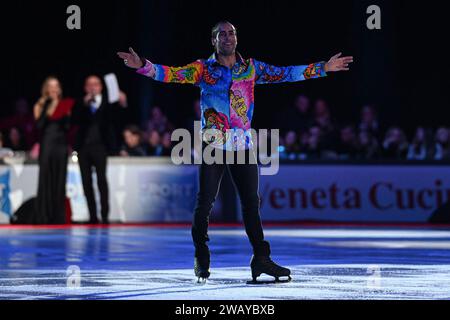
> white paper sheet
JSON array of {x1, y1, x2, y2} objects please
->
[{"x1": 104, "y1": 73, "x2": 120, "y2": 104}]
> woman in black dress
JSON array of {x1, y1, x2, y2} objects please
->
[{"x1": 33, "y1": 77, "x2": 72, "y2": 224}]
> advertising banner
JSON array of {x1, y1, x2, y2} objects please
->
[{"x1": 255, "y1": 165, "x2": 450, "y2": 222}]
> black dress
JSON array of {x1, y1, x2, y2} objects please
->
[{"x1": 35, "y1": 101, "x2": 70, "y2": 224}]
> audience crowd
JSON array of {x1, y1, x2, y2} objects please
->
[{"x1": 1, "y1": 95, "x2": 449, "y2": 161}]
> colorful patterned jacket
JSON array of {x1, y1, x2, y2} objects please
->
[{"x1": 137, "y1": 53, "x2": 327, "y2": 150}]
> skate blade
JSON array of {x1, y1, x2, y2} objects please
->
[
  {"x1": 196, "y1": 277, "x2": 208, "y2": 285},
  {"x1": 247, "y1": 276, "x2": 292, "y2": 285}
]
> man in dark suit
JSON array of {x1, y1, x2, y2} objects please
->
[{"x1": 73, "y1": 75, "x2": 127, "y2": 224}]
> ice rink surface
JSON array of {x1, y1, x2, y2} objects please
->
[{"x1": 1, "y1": 226, "x2": 450, "y2": 300}]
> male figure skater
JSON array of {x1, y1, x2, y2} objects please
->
[{"x1": 118, "y1": 21, "x2": 353, "y2": 283}]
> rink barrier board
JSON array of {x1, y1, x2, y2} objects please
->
[{"x1": 1, "y1": 157, "x2": 449, "y2": 224}]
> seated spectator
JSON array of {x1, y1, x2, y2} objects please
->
[
  {"x1": 0, "y1": 97, "x2": 37, "y2": 149},
  {"x1": 160, "y1": 131, "x2": 173, "y2": 156},
  {"x1": 431, "y1": 127, "x2": 450, "y2": 160},
  {"x1": 146, "y1": 106, "x2": 174, "y2": 135},
  {"x1": 120, "y1": 125, "x2": 147, "y2": 157},
  {"x1": 312, "y1": 99, "x2": 338, "y2": 153},
  {"x1": 382, "y1": 127, "x2": 409, "y2": 159},
  {"x1": 280, "y1": 131, "x2": 300, "y2": 160},
  {"x1": 297, "y1": 131, "x2": 310, "y2": 159},
  {"x1": 305, "y1": 126, "x2": 323, "y2": 159},
  {"x1": 5, "y1": 127, "x2": 27, "y2": 151},
  {"x1": 312, "y1": 99, "x2": 335, "y2": 131},
  {"x1": 336, "y1": 125, "x2": 359, "y2": 159},
  {"x1": 146, "y1": 129, "x2": 163, "y2": 156},
  {"x1": 278, "y1": 94, "x2": 313, "y2": 134},
  {"x1": 407, "y1": 127, "x2": 432, "y2": 160},
  {"x1": 357, "y1": 130, "x2": 380, "y2": 160},
  {"x1": 359, "y1": 105, "x2": 381, "y2": 139}
]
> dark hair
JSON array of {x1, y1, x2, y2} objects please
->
[
  {"x1": 85, "y1": 74, "x2": 103, "y2": 82},
  {"x1": 211, "y1": 20, "x2": 236, "y2": 39},
  {"x1": 124, "y1": 124, "x2": 141, "y2": 136}
]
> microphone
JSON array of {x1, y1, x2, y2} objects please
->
[
  {"x1": 86, "y1": 93, "x2": 96, "y2": 106},
  {"x1": 42, "y1": 98, "x2": 52, "y2": 111}
]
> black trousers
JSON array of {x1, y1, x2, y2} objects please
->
[
  {"x1": 78, "y1": 144, "x2": 109, "y2": 222},
  {"x1": 192, "y1": 145, "x2": 271, "y2": 258},
  {"x1": 36, "y1": 136, "x2": 68, "y2": 225}
]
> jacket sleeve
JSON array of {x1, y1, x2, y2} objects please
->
[
  {"x1": 70, "y1": 99, "x2": 84, "y2": 126},
  {"x1": 254, "y1": 59, "x2": 327, "y2": 85},
  {"x1": 136, "y1": 59, "x2": 204, "y2": 86}
]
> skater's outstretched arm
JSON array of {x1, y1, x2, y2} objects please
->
[
  {"x1": 254, "y1": 53, "x2": 353, "y2": 85},
  {"x1": 117, "y1": 47, "x2": 203, "y2": 85}
]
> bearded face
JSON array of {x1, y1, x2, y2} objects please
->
[{"x1": 212, "y1": 22, "x2": 237, "y2": 56}]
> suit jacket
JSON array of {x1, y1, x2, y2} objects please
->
[{"x1": 72, "y1": 95, "x2": 123, "y2": 155}]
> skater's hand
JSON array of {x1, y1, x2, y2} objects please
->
[
  {"x1": 117, "y1": 47, "x2": 144, "y2": 69},
  {"x1": 325, "y1": 53, "x2": 353, "y2": 72}
]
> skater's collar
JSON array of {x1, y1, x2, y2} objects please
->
[{"x1": 207, "y1": 52, "x2": 247, "y2": 67}]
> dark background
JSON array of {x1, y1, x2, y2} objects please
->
[{"x1": 1, "y1": 0, "x2": 448, "y2": 135}]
